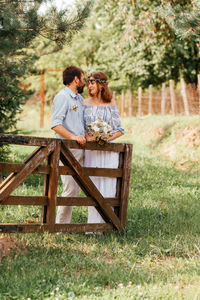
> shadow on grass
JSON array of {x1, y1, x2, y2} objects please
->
[{"x1": 1, "y1": 153, "x2": 200, "y2": 298}]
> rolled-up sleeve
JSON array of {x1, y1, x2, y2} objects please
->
[
  {"x1": 112, "y1": 107, "x2": 125, "y2": 135},
  {"x1": 51, "y1": 94, "x2": 68, "y2": 129}
]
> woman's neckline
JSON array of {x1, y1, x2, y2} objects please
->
[{"x1": 83, "y1": 104, "x2": 117, "y2": 107}]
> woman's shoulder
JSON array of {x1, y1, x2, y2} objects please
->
[{"x1": 82, "y1": 98, "x2": 92, "y2": 106}]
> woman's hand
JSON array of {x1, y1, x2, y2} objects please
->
[{"x1": 85, "y1": 132, "x2": 96, "y2": 142}]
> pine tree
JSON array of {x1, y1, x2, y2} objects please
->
[
  {"x1": 0, "y1": 0, "x2": 91, "y2": 134},
  {"x1": 161, "y1": 1, "x2": 200, "y2": 42}
]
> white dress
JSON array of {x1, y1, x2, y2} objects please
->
[{"x1": 83, "y1": 105, "x2": 125, "y2": 224}]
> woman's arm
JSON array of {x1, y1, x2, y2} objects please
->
[{"x1": 108, "y1": 130, "x2": 122, "y2": 141}]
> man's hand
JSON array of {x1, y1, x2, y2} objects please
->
[{"x1": 74, "y1": 135, "x2": 86, "y2": 145}]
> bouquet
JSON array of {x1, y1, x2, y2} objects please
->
[{"x1": 87, "y1": 118, "x2": 113, "y2": 145}]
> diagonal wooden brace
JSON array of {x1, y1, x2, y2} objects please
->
[
  {"x1": 0, "y1": 142, "x2": 55, "y2": 203},
  {"x1": 0, "y1": 146, "x2": 42, "y2": 191},
  {"x1": 60, "y1": 142, "x2": 123, "y2": 231}
]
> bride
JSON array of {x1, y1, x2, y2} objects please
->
[{"x1": 83, "y1": 71, "x2": 125, "y2": 226}]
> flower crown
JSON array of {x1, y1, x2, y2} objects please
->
[{"x1": 88, "y1": 78, "x2": 108, "y2": 85}]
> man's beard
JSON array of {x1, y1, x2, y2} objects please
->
[{"x1": 77, "y1": 84, "x2": 84, "y2": 94}]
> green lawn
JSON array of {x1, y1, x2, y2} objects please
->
[{"x1": 1, "y1": 107, "x2": 200, "y2": 299}]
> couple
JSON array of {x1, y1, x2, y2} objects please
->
[{"x1": 51, "y1": 65, "x2": 124, "y2": 226}]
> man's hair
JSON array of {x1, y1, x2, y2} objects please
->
[
  {"x1": 63, "y1": 65, "x2": 84, "y2": 85},
  {"x1": 88, "y1": 71, "x2": 112, "y2": 103}
]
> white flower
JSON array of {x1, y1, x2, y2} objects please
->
[{"x1": 87, "y1": 119, "x2": 113, "y2": 144}]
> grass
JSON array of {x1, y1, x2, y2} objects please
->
[{"x1": 1, "y1": 105, "x2": 200, "y2": 299}]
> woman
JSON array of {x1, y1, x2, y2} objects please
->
[{"x1": 83, "y1": 71, "x2": 125, "y2": 227}]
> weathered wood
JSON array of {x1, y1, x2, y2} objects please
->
[
  {"x1": 0, "y1": 135, "x2": 132, "y2": 233},
  {"x1": 46, "y1": 140, "x2": 61, "y2": 228},
  {"x1": 0, "y1": 143, "x2": 55, "y2": 203},
  {"x1": 60, "y1": 143, "x2": 123, "y2": 231},
  {"x1": 128, "y1": 89, "x2": 133, "y2": 117},
  {"x1": 57, "y1": 197, "x2": 119, "y2": 206},
  {"x1": 148, "y1": 84, "x2": 153, "y2": 115},
  {"x1": 138, "y1": 87, "x2": 142, "y2": 115},
  {"x1": 0, "y1": 163, "x2": 122, "y2": 178},
  {"x1": 169, "y1": 79, "x2": 176, "y2": 115},
  {"x1": 0, "y1": 223, "x2": 113, "y2": 233},
  {"x1": 180, "y1": 78, "x2": 190, "y2": 116},
  {"x1": 0, "y1": 146, "x2": 42, "y2": 190},
  {"x1": 0, "y1": 134, "x2": 126, "y2": 152},
  {"x1": 59, "y1": 166, "x2": 123, "y2": 177},
  {"x1": 1, "y1": 196, "x2": 119, "y2": 206},
  {"x1": 0, "y1": 162, "x2": 50, "y2": 174},
  {"x1": 114, "y1": 152, "x2": 124, "y2": 217},
  {"x1": 1, "y1": 196, "x2": 48, "y2": 205},
  {"x1": 198, "y1": 74, "x2": 200, "y2": 114},
  {"x1": 119, "y1": 144, "x2": 133, "y2": 229},
  {"x1": 161, "y1": 82, "x2": 166, "y2": 115},
  {"x1": 42, "y1": 155, "x2": 51, "y2": 223},
  {"x1": 121, "y1": 90, "x2": 125, "y2": 117}
]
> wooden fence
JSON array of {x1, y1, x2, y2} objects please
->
[
  {"x1": 0, "y1": 135, "x2": 133, "y2": 234},
  {"x1": 116, "y1": 79, "x2": 200, "y2": 117}
]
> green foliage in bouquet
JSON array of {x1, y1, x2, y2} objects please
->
[{"x1": 87, "y1": 118, "x2": 113, "y2": 145}]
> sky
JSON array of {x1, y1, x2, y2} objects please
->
[{"x1": 38, "y1": 0, "x2": 76, "y2": 14}]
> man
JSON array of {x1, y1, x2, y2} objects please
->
[{"x1": 51, "y1": 65, "x2": 86, "y2": 224}]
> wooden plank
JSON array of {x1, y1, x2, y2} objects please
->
[
  {"x1": 60, "y1": 143, "x2": 123, "y2": 231},
  {"x1": 138, "y1": 87, "x2": 142, "y2": 115},
  {"x1": 128, "y1": 89, "x2": 133, "y2": 117},
  {"x1": 46, "y1": 140, "x2": 61, "y2": 229},
  {"x1": 161, "y1": 82, "x2": 166, "y2": 115},
  {"x1": 0, "y1": 223, "x2": 113, "y2": 233},
  {"x1": 0, "y1": 163, "x2": 122, "y2": 178},
  {"x1": 115, "y1": 152, "x2": 124, "y2": 217},
  {"x1": 148, "y1": 84, "x2": 153, "y2": 115},
  {"x1": 0, "y1": 147, "x2": 42, "y2": 190},
  {"x1": 1, "y1": 196, "x2": 119, "y2": 206},
  {"x1": 57, "y1": 197, "x2": 119, "y2": 206},
  {"x1": 198, "y1": 74, "x2": 200, "y2": 114},
  {"x1": 121, "y1": 90, "x2": 125, "y2": 117},
  {"x1": 169, "y1": 79, "x2": 176, "y2": 115},
  {"x1": 59, "y1": 166, "x2": 123, "y2": 177},
  {"x1": 0, "y1": 134, "x2": 126, "y2": 152},
  {"x1": 0, "y1": 142, "x2": 55, "y2": 203},
  {"x1": 180, "y1": 78, "x2": 190, "y2": 116},
  {"x1": 119, "y1": 144, "x2": 133, "y2": 229},
  {"x1": 42, "y1": 155, "x2": 51, "y2": 223},
  {"x1": 1, "y1": 196, "x2": 48, "y2": 205},
  {"x1": 0, "y1": 162, "x2": 50, "y2": 174}
]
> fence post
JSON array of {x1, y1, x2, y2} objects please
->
[
  {"x1": 148, "y1": 84, "x2": 153, "y2": 114},
  {"x1": 180, "y1": 78, "x2": 190, "y2": 116},
  {"x1": 137, "y1": 87, "x2": 142, "y2": 116},
  {"x1": 121, "y1": 90, "x2": 125, "y2": 117},
  {"x1": 161, "y1": 82, "x2": 166, "y2": 115},
  {"x1": 198, "y1": 74, "x2": 200, "y2": 114},
  {"x1": 46, "y1": 140, "x2": 61, "y2": 231},
  {"x1": 128, "y1": 89, "x2": 133, "y2": 117},
  {"x1": 169, "y1": 79, "x2": 176, "y2": 115},
  {"x1": 40, "y1": 71, "x2": 45, "y2": 128}
]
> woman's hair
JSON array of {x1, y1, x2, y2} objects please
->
[
  {"x1": 88, "y1": 71, "x2": 112, "y2": 103},
  {"x1": 63, "y1": 65, "x2": 84, "y2": 85}
]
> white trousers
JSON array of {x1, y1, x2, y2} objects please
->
[{"x1": 56, "y1": 149, "x2": 84, "y2": 224}]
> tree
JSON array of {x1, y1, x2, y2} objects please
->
[
  {"x1": 160, "y1": 0, "x2": 200, "y2": 42},
  {"x1": 0, "y1": 0, "x2": 91, "y2": 134}
]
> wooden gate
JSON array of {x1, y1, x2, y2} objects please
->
[{"x1": 0, "y1": 134, "x2": 132, "y2": 233}]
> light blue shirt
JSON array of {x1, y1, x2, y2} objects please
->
[{"x1": 51, "y1": 87, "x2": 85, "y2": 139}]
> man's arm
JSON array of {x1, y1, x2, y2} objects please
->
[{"x1": 52, "y1": 124, "x2": 86, "y2": 145}]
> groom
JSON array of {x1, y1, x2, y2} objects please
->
[{"x1": 51, "y1": 65, "x2": 86, "y2": 224}]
